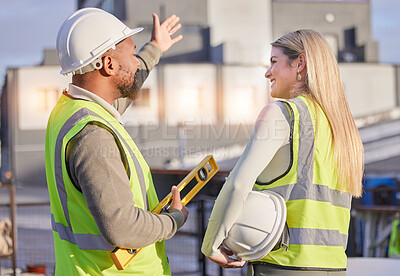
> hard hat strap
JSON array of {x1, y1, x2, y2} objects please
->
[
  {"x1": 68, "y1": 57, "x2": 103, "y2": 76},
  {"x1": 272, "y1": 223, "x2": 290, "y2": 252},
  {"x1": 280, "y1": 223, "x2": 289, "y2": 251}
]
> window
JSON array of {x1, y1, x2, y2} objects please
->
[{"x1": 37, "y1": 88, "x2": 59, "y2": 112}]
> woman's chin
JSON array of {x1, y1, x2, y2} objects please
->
[{"x1": 270, "y1": 91, "x2": 279, "y2": 99}]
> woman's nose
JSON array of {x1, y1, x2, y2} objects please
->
[{"x1": 265, "y1": 68, "x2": 271, "y2": 79}]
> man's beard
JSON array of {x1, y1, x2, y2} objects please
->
[{"x1": 117, "y1": 67, "x2": 141, "y2": 100}]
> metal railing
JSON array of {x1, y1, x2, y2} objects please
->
[{"x1": 0, "y1": 197, "x2": 246, "y2": 276}]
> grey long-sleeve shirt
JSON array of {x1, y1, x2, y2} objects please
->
[{"x1": 65, "y1": 42, "x2": 185, "y2": 249}]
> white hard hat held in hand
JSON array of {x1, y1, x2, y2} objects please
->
[
  {"x1": 223, "y1": 190, "x2": 288, "y2": 261},
  {"x1": 56, "y1": 8, "x2": 143, "y2": 76}
]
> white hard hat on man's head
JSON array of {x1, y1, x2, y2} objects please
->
[
  {"x1": 56, "y1": 8, "x2": 143, "y2": 76},
  {"x1": 223, "y1": 190, "x2": 287, "y2": 261}
]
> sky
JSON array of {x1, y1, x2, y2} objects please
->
[{"x1": 0, "y1": 0, "x2": 399, "y2": 89}]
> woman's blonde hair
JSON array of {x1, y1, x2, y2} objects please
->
[{"x1": 272, "y1": 29, "x2": 364, "y2": 197}]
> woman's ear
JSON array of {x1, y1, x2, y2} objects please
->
[{"x1": 297, "y1": 53, "x2": 306, "y2": 72}]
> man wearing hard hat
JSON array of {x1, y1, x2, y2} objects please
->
[{"x1": 45, "y1": 8, "x2": 188, "y2": 275}]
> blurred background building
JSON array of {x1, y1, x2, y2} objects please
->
[
  {"x1": 2, "y1": 0, "x2": 399, "y2": 187},
  {"x1": 272, "y1": 0, "x2": 378, "y2": 63}
]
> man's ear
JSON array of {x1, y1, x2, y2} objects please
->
[
  {"x1": 296, "y1": 53, "x2": 306, "y2": 72},
  {"x1": 101, "y1": 55, "x2": 117, "y2": 76}
]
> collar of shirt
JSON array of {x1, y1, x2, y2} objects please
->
[{"x1": 68, "y1": 83, "x2": 123, "y2": 124}]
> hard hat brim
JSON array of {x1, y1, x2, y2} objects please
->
[{"x1": 125, "y1": 27, "x2": 144, "y2": 39}]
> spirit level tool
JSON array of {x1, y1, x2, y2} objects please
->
[{"x1": 110, "y1": 155, "x2": 219, "y2": 270}]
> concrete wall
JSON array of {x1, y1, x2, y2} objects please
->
[
  {"x1": 80, "y1": 0, "x2": 376, "y2": 65},
  {"x1": 339, "y1": 63, "x2": 396, "y2": 117},
  {"x1": 125, "y1": 0, "x2": 210, "y2": 61},
  {"x1": 396, "y1": 65, "x2": 400, "y2": 106},
  {"x1": 123, "y1": 0, "x2": 273, "y2": 65},
  {"x1": 2, "y1": 67, "x2": 70, "y2": 186},
  {"x1": 207, "y1": 0, "x2": 272, "y2": 65},
  {"x1": 4, "y1": 61, "x2": 398, "y2": 186},
  {"x1": 271, "y1": 0, "x2": 378, "y2": 62},
  {"x1": 122, "y1": 64, "x2": 270, "y2": 126}
]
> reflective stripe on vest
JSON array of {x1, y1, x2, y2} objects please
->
[
  {"x1": 254, "y1": 96, "x2": 351, "y2": 270},
  {"x1": 51, "y1": 214, "x2": 112, "y2": 251}
]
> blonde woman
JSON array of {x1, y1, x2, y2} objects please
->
[{"x1": 202, "y1": 29, "x2": 364, "y2": 275}]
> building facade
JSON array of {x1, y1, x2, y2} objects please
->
[
  {"x1": 271, "y1": 0, "x2": 378, "y2": 63},
  {"x1": 2, "y1": 0, "x2": 399, "y2": 187}
]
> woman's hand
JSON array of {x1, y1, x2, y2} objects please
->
[{"x1": 206, "y1": 246, "x2": 246, "y2": 269}]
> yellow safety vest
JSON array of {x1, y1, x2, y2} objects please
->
[
  {"x1": 253, "y1": 95, "x2": 351, "y2": 271},
  {"x1": 45, "y1": 93, "x2": 171, "y2": 275}
]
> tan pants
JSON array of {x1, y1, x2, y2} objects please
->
[{"x1": 247, "y1": 263, "x2": 347, "y2": 276}]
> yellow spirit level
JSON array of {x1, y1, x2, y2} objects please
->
[{"x1": 110, "y1": 155, "x2": 219, "y2": 270}]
